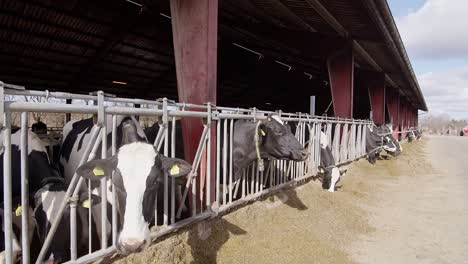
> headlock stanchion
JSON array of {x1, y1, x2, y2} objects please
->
[{"x1": 1, "y1": 86, "x2": 374, "y2": 264}]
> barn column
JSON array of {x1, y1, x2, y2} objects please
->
[
  {"x1": 364, "y1": 72, "x2": 385, "y2": 125},
  {"x1": 400, "y1": 99, "x2": 408, "y2": 139},
  {"x1": 415, "y1": 108, "x2": 418, "y2": 127},
  {"x1": 386, "y1": 89, "x2": 400, "y2": 139},
  {"x1": 327, "y1": 44, "x2": 354, "y2": 118},
  {"x1": 170, "y1": 0, "x2": 218, "y2": 209}
]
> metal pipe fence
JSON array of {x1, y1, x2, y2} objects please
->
[{"x1": 0, "y1": 87, "x2": 372, "y2": 264}]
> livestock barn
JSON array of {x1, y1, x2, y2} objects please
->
[{"x1": 0, "y1": 0, "x2": 427, "y2": 263}]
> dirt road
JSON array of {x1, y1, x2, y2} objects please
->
[{"x1": 99, "y1": 136, "x2": 468, "y2": 264}]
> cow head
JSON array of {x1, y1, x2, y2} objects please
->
[
  {"x1": 319, "y1": 131, "x2": 345, "y2": 192},
  {"x1": 76, "y1": 142, "x2": 191, "y2": 254},
  {"x1": 258, "y1": 115, "x2": 308, "y2": 161},
  {"x1": 368, "y1": 125, "x2": 402, "y2": 159}
]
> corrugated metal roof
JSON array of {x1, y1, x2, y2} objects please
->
[{"x1": 0, "y1": 0, "x2": 426, "y2": 111}]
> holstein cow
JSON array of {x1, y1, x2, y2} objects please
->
[
  {"x1": 145, "y1": 115, "x2": 307, "y2": 202},
  {"x1": 232, "y1": 115, "x2": 308, "y2": 181},
  {"x1": 408, "y1": 128, "x2": 422, "y2": 142},
  {"x1": 59, "y1": 116, "x2": 147, "y2": 247},
  {"x1": 0, "y1": 128, "x2": 60, "y2": 262},
  {"x1": 366, "y1": 125, "x2": 402, "y2": 164},
  {"x1": 33, "y1": 178, "x2": 99, "y2": 263},
  {"x1": 61, "y1": 116, "x2": 191, "y2": 254},
  {"x1": 318, "y1": 131, "x2": 346, "y2": 192},
  {"x1": 0, "y1": 197, "x2": 36, "y2": 264}
]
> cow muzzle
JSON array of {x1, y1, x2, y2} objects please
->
[{"x1": 117, "y1": 238, "x2": 147, "y2": 254}]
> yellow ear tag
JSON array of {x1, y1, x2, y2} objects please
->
[
  {"x1": 82, "y1": 199, "x2": 91, "y2": 209},
  {"x1": 93, "y1": 167, "x2": 105, "y2": 177},
  {"x1": 15, "y1": 205, "x2": 22, "y2": 217},
  {"x1": 260, "y1": 129, "x2": 266, "y2": 136},
  {"x1": 169, "y1": 164, "x2": 180, "y2": 176}
]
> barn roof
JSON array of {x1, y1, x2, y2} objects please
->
[{"x1": 0, "y1": 0, "x2": 427, "y2": 111}]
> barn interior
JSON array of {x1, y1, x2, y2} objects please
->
[{"x1": 0, "y1": 0, "x2": 427, "y2": 118}]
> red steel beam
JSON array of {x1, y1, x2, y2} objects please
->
[
  {"x1": 170, "y1": 0, "x2": 218, "y2": 209},
  {"x1": 400, "y1": 99, "x2": 408, "y2": 139},
  {"x1": 386, "y1": 88, "x2": 399, "y2": 139},
  {"x1": 365, "y1": 72, "x2": 386, "y2": 125},
  {"x1": 327, "y1": 45, "x2": 354, "y2": 118}
]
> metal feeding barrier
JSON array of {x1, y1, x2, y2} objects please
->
[{"x1": 0, "y1": 85, "x2": 372, "y2": 264}]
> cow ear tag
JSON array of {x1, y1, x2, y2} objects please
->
[
  {"x1": 15, "y1": 205, "x2": 22, "y2": 217},
  {"x1": 93, "y1": 167, "x2": 105, "y2": 177},
  {"x1": 260, "y1": 129, "x2": 266, "y2": 136},
  {"x1": 169, "y1": 164, "x2": 180, "y2": 176},
  {"x1": 82, "y1": 199, "x2": 91, "y2": 209}
]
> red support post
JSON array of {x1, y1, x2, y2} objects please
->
[
  {"x1": 365, "y1": 72, "x2": 386, "y2": 125},
  {"x1": 400, "y1": 99, "x2": 407, "y2": 139},
  {"x1": 327, "y1": 45, "x2": 354, "y2": 118},
  {"x1": 386, "y1": 88, "x2": 400, "y2": 140},
  {"x1": 170, "y1": 0, "x2": 218, "y2": 210}
]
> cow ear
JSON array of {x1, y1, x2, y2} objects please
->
[
  {"x1": 158, "y1": 155, "x2": 192, "y2": 178},
  {"x1": 76, "y1": 156, "x2": 117, "y2": 181}
]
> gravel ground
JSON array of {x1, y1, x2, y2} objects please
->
[{"x1": 95, "y1": 136, "x2": 468, "y2": 264}]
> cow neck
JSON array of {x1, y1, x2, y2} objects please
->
[{"x1": 254, "y1": 121, "x2": 265, "y2": 172}]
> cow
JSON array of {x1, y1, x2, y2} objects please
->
[
  {"x1": 231, "y1": 115, "x2": 308, "y2": 181},
  {"x1": 59, "y1": 116, "x2": 148, "y2": 248},
  {"x1": 366, "y1": 125, "x2": 402, "y2": 164},
  {"x1": 145, "y1": 114, "x2": 308, "y2": 201},
  {"x1": 33, "y1": 178, "x2": 100, "y2": 263},
  {"x1": 61, "y1": 116, "x2": 192, "y2": 254},
  {"x1": 0, "y1": 197, "x2": 36, "y2": 264},
  {"x1": 0, "y1": 128, "x2": 60, "y2": 262},
  {"x1": 318, "y1": 131, "x2": 347, "y2": 192}
]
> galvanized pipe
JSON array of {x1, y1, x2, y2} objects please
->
[
  {"x1": 163, "y1": 98, "x2": 169, "y2": 226},
  {"x1": 20, "y1": 112, "x2": 30, "y2": 264},
  {"x1": 206, "y1": 103, "x2": 212, "y2": 209},
  {"x1": 100, "y1": 117, "x2": 108, "y2": 249},
  {"x1": 3, "y1": 111, "x2": 13, "y2": 264},
  {"x1": 229, "y1": 119, "x2": 234, "y2": 202},
  {"x1": 170, "y1": 116, "x2": 176, "y2": 224},
  {"x1": 111, "y1": 116, "x2": 118, "y2": 245},
  {"x1": 222, "y1": 119, "x2": 228, "y2": 206},
  {"x1": 215, "y1": 119, "x2": 221, "y2": 208}
]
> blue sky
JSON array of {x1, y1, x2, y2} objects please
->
[{"x1": 388, "y1": 0, "x2": 468, "y2": 119}]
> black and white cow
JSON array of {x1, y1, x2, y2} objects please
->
[
  {"x1": 366, "y1": 125, "x2": 402, "y2": 164},
  {"x1": 59, "y1": 116, "x2": 148, "y2": 247},
  {"x1": 408, "y1": 128, "x2": 422, "y2": 142},
  {"x1": 232, "y1": 115, "x2": 308, "y2": 181},
  {"x1": 33, "y1": 178, "x2": 98, "y2": 263},
  {"x1": 0, "y1": 197, "x2": 36, "y2": 264},
  {"x1": 0, "y1": 128, "x2": 60, "y2": 262},
  {"x1": 61, "y1": 116, "x2": 191, "y2": 254},
  {"x1": 318, "y1": 131, "x2": 346, "y2": 192}
]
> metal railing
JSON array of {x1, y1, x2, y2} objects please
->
[{"x1": 0, "y1": 85, "x2": 372, "y2": 264}]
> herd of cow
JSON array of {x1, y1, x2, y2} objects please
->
[{"x1": 0, "y1": 114, "x2": 421, "y2": 263}]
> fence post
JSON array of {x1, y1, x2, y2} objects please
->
[
  {"x1": 3, "y1": 108, "x2": 14, "y2": 264},
  {"x1": 20, "y1": 112, "x2": 30, "y2": 264}
]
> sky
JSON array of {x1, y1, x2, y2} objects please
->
[{"x1": 388, "y1": 0, "x2": 468, "y2": 119}]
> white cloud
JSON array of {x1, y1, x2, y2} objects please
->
[
  {"x1": 397, "y1": 0, "x2": 468, "y2": 59},
  {"x1": 418, "y1": 66, "x2": 468, "y2": 119}
]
